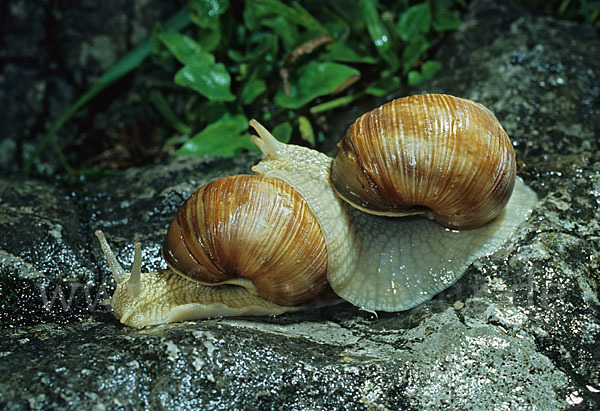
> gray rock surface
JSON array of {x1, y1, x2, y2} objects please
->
[{"x1": 1, "y1": 0, "x2": 599, "y2": 409}]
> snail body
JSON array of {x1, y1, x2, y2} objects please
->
[{"x1": 96, "y1": 94, "x2": 538, "y2": 328}]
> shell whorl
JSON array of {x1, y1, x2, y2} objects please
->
[
  {"x1": 331, "y1": 94, "x2": 516, "y2": 229},
  {"x1": 162, "y1": 174, "x2": 328, "y2": 306}
]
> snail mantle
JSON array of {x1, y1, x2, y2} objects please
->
[{"x1": 95, "y1": 94, "x2": 537, "y2": 328}]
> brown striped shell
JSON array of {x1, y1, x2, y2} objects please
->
[
  {"x1": 162, "y1": 174, "x2": 328, "y2": 306},
  {"x1": 331, "y1": 94, "x2": 516, "y2": 229}
]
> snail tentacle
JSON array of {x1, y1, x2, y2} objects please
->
[
  {"x1": 129, "y1": 241, "x2": 142, "y2": 297},
  {"x1": 249, "y1": 119, "x2": 284, "y2": 157},
  {"x1": 95, "y1": 230, "x2": 129, "y2": 286}
]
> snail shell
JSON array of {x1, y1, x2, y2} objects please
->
[
  {"x1": 162, "y1": 174, "x2": 328, "y2": 306},
  {"x1": 331, "y1": 94, "x2": 516, "y2": 229},
  {"x1": 95, "y1": 94, "x2": 538, "y2": 328}
]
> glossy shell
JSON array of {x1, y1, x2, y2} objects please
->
[
  {"x1": 162, "y1": 174, "x2": 328, "y2": 306},
  {"x1": 331, "y1": 94, "x2": 516, "y2": 229}
]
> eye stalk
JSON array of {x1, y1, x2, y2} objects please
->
[{"x1": 95, "y1": 230, "x2": 141, "y2": 299}]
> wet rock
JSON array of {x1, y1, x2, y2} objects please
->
[
  {"x1": 0, "y1": 308, "x2": 570, "y2": 409},
  {"x1": 422, "y1": 0, "x2": 600, "y2": 158},
  {"x1": 1, "y1": 0, "x2": 599, "y2": 409},
  {"x1": 0, "y1": 175, "x2": 105, "y2": 326}
]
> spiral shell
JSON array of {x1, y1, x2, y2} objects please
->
[
  {"x1": 331, "y1": 94, "x2": 516, "y2": 229},
  {"x1": 162, "y1": 174, "x2": 328, "y2": 306}
]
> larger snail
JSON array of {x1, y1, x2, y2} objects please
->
[{"x1": 95, "y1": 94, "x2": 537, "y2": 328}]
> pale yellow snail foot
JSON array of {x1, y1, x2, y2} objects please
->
[{"x1": 95, "y1": 231, "x2": 338, "y2": 328}]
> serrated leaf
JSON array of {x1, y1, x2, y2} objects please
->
[
  {"x1": 274, "y1": 61, "x2": 360, "y2": 109},
  {"x1": 175, "y1": 63, "x2": 235, "y2": 101},
  {"x1": 175, "y1": 114, "x2": 255, "y2": 156},
  {"x1": 397, "y1": 3, "x2": 431, "y2": 42}
]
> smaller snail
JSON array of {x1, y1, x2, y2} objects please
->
[{"x1": 96, "y1": 94, "x2": 537, "y2": 328}]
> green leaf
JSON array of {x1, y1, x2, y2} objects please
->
[
  {"x1": 198, "y1": 26, "x2": 221, "y2": 52},
  {"x1": 158, "y1": 31, "x2": 214, "y2": 65},
  {"x1": 320, "y1": 42, "x2": 378, "y2": 64},
  {"x1": 262, "y1": 16, "x2": 300, "y2": 51},
  {"x1": 310, "y1": 95, "x2": 359, "y2": 113},
  {"x1": 188, "y1": 0, "x2": 229, "y2": 51},
  {"x1": 227, "y1": 33, "x2": 278, "y2": 63},
  {"x1": 323, "y1": 20, "x2": 349, "y2": 40},
  {"x1": 274, "y1": 61, "x2": 360, "y2": 109},
  {"x1": 149, "y1": 90, "x2": 192, "y2": 135},
  {"x1": 242, "y1": 0, "x2": 261, "y2": 30},
  {"x1": 401, "y1": 34, "x2": 430, "y2": 72},
  {"x1": 432, "y1": 10, "x2": 461, "y2": 31},
  {"x1": 272, "y1": 122, "x2": 293, "y2": 143},
  {"x1": 151, "y1": 25, "x2": 174, "y2": 63},
  {"x1": 245, "y1": 0, "x2": 322, "y2": 30},
  {"x1": 240, "y1": 78, "x2": 267, "y2": 104},
  {"x1": 407, "y1": 60, "x2": 442, "y2": 86},
  {"x1": 397, "y1": 3, "x2": 431, "y2": 42},
  {"x1": 195, "y1": 100, "x2": 229, "y2": 124},
  {"x1": 298, "y1": 116, "x2": 315, "y2": 146},
  {"x1": 175, "y1": 63, "x2": 235, "y2": 101},
  {"x1": 289, "y1": 1, "x2": 323, "y2": 28},
  {"x1": 319, "y1": 0, "x2": 365, "y2": 30},
  {"x1": 175, "y1": 114, "x2": 255, "y2": 156},
  {"x1": 360, "y1": 0, "x2": 400, "y2": 71},
  {"x1": 365, "y1": 76, "x2": 401, "y2": 96},
  {"x1": 422, "y1": 60, "x2": 443, "y2": 76},
  {"x1": 188, "y1": 0, "x2": 229, "y2": 26}
]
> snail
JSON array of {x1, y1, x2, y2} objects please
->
[{"x1": 95, "y1": 94, "x2": 538, "y2": 328}]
